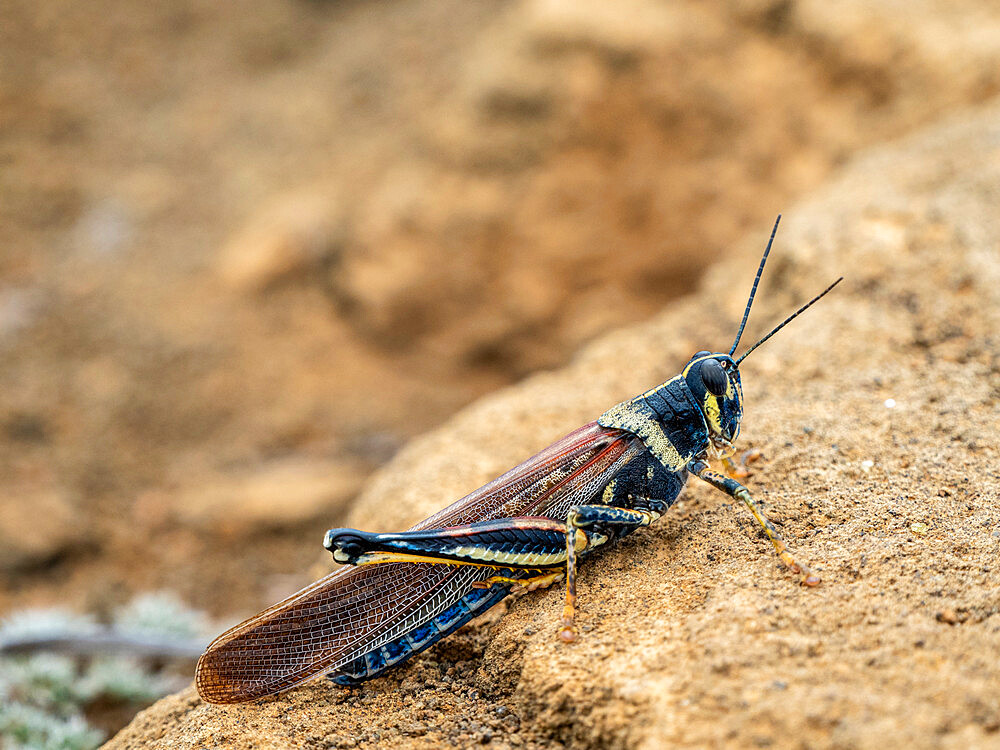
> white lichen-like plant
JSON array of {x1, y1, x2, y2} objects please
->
[{"x1": 0, "y1": 593, "x2": 209, "y2": 750}]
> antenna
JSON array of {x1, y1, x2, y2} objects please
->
[
  {"x1": 735, "y1": 277, "x2": 843, "y2": 365},
  {"x1": 730, "y1": 215, "x2": 781, "y2": 356}
]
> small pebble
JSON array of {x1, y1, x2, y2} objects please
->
[
  {"x1": 885, "y1": 398, "x2": 896, "y2": 408},
  {"x1": 937, "y1": 609, "x2": 959, "y2": 625},
  {"x1": 910, "y1": 522, "x2": 928, "y2": 536},
  {"x1": 861, "y1": 460, "x2": 874, "y2": 472}
]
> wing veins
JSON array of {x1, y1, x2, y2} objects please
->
[{"x1": 197, "y1": 422, "x2": 642, "y2": 702}]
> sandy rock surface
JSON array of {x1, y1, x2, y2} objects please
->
[
  {"x1": 106, "y1": 100, "x2": 1000, "y2": 748},
  {"x1": 6, "y1": 0, "x2": 1000, "y2": 622}
]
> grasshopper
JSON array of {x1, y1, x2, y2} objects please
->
[{"x1": 197, "y1": 217, "x2": 841, "y2": 704}]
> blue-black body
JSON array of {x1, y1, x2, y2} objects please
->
[
  {"x1": 330, "y1": 584, "x2": 508, "y2": 685},
  {"x1": 195, "y1": 217, "x2": 839, "y2": 704},
  {"x1": 329, "y1": 369, "x2": 716, "y2": 688}
]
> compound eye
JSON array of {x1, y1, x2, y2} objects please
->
[{"x1": 701, "y1": 358, "x2": 729, "y2": 397}]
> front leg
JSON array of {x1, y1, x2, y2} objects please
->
[
  {"x1": 722, "y1": 449, "x2": 762, "y2": 479},
  {"x1": 688, "y1": 458, "x2": 820, "y2": 586},
  {"x1": 559, "y1": 500, "x2": 667, "y2": 642}
]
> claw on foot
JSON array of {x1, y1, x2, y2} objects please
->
[
  {"x1": 724, "y1": 449, "x2": 763, "y2": 479},
  {"x1": 778, "y1": 548, "x2": 821, "y2": 587},
  {"x1": 801, "y1": 570, "x2": 822, "y2": 587},
  {"x1": 558, "y1": 621, "x2": 577, "y2": 643}
]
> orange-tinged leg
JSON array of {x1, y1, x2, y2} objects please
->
[
  {"x1": 723, "y1": 449, "x2": 763, "y2": 479},
  {"x1": 471, "y1": 570, "x2": 564, "y2": 591},
  {"x1": 558, "y1": 503, "x2": 665, "y2": 642},
  {"x1": 689, "y1": 459, "x2": 820, "y2": 586}
]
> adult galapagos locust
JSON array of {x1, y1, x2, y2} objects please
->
[{"x1": 196, "y1": 216, "x2": 841, "y2": 704}]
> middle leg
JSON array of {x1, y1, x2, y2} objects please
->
[{"x1": 559, "y1": 501, "x2": 667, "y2": 642}]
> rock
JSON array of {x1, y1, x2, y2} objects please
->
[
  {"x1": 0, "y1": 477, "x2": 83, "y2": 572},
  {"x1": 106, "y1": 101, "x2": 1000, "y2": 748},
  {"x1": 169, "y1": 457, "x2": 366, "y2": 535},
  {"x1": 217, "y1": 190, "x2": 344, "y2": 292},
  {"x1": 304, "y1": 0, "x2": 1000, "y2": 378},
  {"x1": 0, "y1": 287, "x2": 46, "y2": 347}
]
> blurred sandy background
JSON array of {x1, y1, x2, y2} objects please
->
[{"x1": 2, "y1": 0, "x2": 1000, "y2": 742}]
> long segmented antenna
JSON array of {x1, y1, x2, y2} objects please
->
[
  {"x1": 729, "y1": 215, "x2": 781, "y2": 356},
  {"x1": 735, "y1": 277, "x2": 843, "y2": 365}
]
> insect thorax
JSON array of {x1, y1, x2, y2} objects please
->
[{"x1": 597, "y1": 375, "x2": 710, "y2": 472}]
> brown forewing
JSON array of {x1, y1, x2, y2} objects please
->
[{"x1": 196, "y1": 422, "x2": 641, "y2": 703}]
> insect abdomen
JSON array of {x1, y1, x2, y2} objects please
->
[{"x1": 329, "y1": 583, "x2": 510, "y2": 685}]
